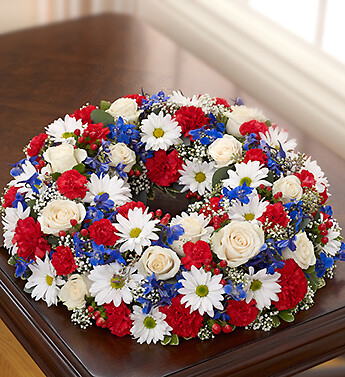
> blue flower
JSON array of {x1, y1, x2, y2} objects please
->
[
  {"x1": 224, "y1": 281, "x2": 246, "y2": 301},
  {"x1": 14, "y1": 257, "x2": 33, "y2": 278},
  {"x1": 132, "y1": 141, "x2": 153, "y2": 162},
  {"x1": 166, "y1": 224, "x2": 185, "y2": 245},
  {"x1": 141, "y1": 91, "x2": 169, "y2": 110},
  {"x1": 243, "y1": 133, "x2": 258, "y2": 150},
  {"x1": 108, "y1": 117, "x2": 139, "y2": 144},
  {"x1": 85, "y1": 206, "x2": 104, "y2": 222},
  {"x1": 222, "y1": 183, "x2": 253, "y2": 205},
  {"x1": 315, "y1": 252, "x2": 334, "y2": 277},
  {"x1": 86, "y1": 241, "x2": 107, "y2": 266},
  {"x1": 94, "y1": 193, "x2": 114, "y2": 211},
  {"x1": 12, "y1": 192, "x2": 28, "y2": 210}
]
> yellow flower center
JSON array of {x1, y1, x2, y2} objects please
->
[
  {"x1": 143, "y1": 316, "x2": 157, "y2": 329},
  {"x1": 130, "y1": 227, "x2": 142, "y2": 238},
  {"x1": 250, "y1": 279, "x2": 262, "y2": 291},
  {"x1": 153, "y1": 128, "x2": 164, "y2": 138},
  {"x1": 46, "y1": 275, "x2": 53, "y2": 286},
  {"x1": 110, "y1": 275, "x2": 125, "y2": 289},
  {"x1": 195, "y1": 172, "x2": 206, "y2": 183},
  {"x1": 195, "y1": 284, "x2": 209, "y2": 297},
  {"x1": 239, "y1": 177, "x2": 252, "y2": 186},
  {"x1": 244, "y1": 213, "x2": 255, "y2": 221},
  {"x1": 98, "y1": 191, "x2": 106, "y2": 196}
]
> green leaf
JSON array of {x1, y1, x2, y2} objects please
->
[
  {"x1": 73, "y1": 163, "x2": 85, "y2": 174},
  {"x1": 272, "y1": 316, "x2": 281, "y2": 328},
  {"x1": 133, "y1": 190, "x2": 147, "y2": 205},
  {"x1": 212, "y1": 166, "x2": 230, "y2": 188},
  {"x1": 170, "y1": 182, "x2": 184, "y2": 192},
  {"x1": 279, "y1": 310, "x2": 295, "y2": 322},
  {"x1": 100, "y1": 100, "x2": 111, "y2": 111},
  {"x1": 298, "y1": 217, "x2": 311, "y2": 232},
  {"x1": 170, "y1": 333, "x2": 179, "y2": 346},
  {"x1": 52, "y1": 172, "x2": 62, "y2": 181},
  {"x1": 305, "y1": 265, "x2": 315, "y2": 274},
  {"x1": 161, "y1": 336, "x2": 171, "y2": 346},
  {"x1": 181, "y1": 136, "x2": 191, "y2": 146},
  {"x1": 8, "y1": 256, "x2": 17, "y2": 266},
  {"x1": 266, "y1": 170, "x2": 275, "y2": 184},
  {"x1": 23, "y1": 286, "x2": 34, "y2": 294},
  {"x1": 265, "y1": 120, "x2": 272, "y2": 127},
  {"x1": 90, "y1": 109, "x2": 114, "y2": 126}
]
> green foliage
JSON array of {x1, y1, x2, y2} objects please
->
[
  {"x1": 100, "y1": 100, "x2": 111, "y2": 111},
  {"x1": 278, "y1": 310, "x2": 295, "y2": 322},
  {"x1": 161, "y1": 333, "x2": 179, "y2": 346},
  {"x1": 91, "y1": 109, "x2": 114, "y2": 126},
  {"x1": 212, "y1": 166, "x2": 229, "y2": 188}
]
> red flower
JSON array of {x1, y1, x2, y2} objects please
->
[
  {"x1": 215, "y1": 97, "x2": 231, "y2": 107},
  {"x1": 319, "y1": 187, "x2": 328, "y2": 205},
  {"x1": 12, "y1": 217, "x2": 50, "y2": 261},
  {"x1": 116, "y1": 201, "x2": 146, "y2": 219},
  {"x1": 124, "y1": 94, "x2": 146, "y2": 107},
  {"x1": 273, "y1": 259, "x2": 308, "y2": 310},
  {"x1": 145, "y1": 149, "x2": 183, "y2": 186},
  {"x1": 258, "y1": 202, "x2": 289, "y2": 228},
  {"x1": 226, "y1": 299, "x2": 259, "y2": 327},
  {"x1": 57, "y1": 169, "x2": 88, "y2": 199},
  {"x1": 82, "y1": 123, "x2": 109, "y2": 145},
  {"x1": 294, "y1": 170, "x2": 316, "y2": 188},
  {"x1": 71, "y1": 105, "x2": 97, "y2": 124},
  {"x1": 160, "y1": 296, "x2": 204, "y2": 338},
  {"x1": 174, "y1": 106, "x2": 209, "y2": 135},
  {"x1": 181, "y1": 240, "x2": 212, "y2": 270},
  {"x1": 51, "y1": 246, "x2": 77, "y2": 276},
  {"x1": 240, "y1": 120, "x2": 268, "y2": 139},
  {"x1": 244, "y1": 148, "x2": 268, "y2": 166},
  {"x1": 27, "y1": 133, "x2": 48, "y2": 157},
  {"x1": 88, "y1": 219, "x2": 119, "y2": 246},
  {"x1": 3, "y1": 186, "x2": 19, "y2": 208},
  {"x1": 199, "y1": 196, "x2": 229, "y2": 228},
  {"x1": 103, "y1": 302, "x2": 132, "y2": 337}
]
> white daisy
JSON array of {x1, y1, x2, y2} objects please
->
[
  {"x1": 9, "y1": 160, "x2": 42, "y2": 196},
  {"x1": 260, "y1": 126, "x2": 296, "y2": 153},
  {"x1": 322, "y1": 226, "x2": 341, "y2": 256},
  {"x1": 45, "y1": 114, "x2": 84, "y2": 145},
  {"x1": 130, "y1": 305, "x2": 172, "y2": 344},
  {"x1": 25, "y1": 254, "x2": 64, "y2": 307},
  {"x1": 2, "y1": 202, "x2": 31, "y2": 255},
  {"x1": 303, "y1": 157, "x2": 329, "y2": 193},
  {"x1": 178, "y1": 265, "x2": 225, "y2": 317},
  {"x1": 167, "y1": 90, "x2": 201, "y2": 107},
  {"x1": 115, "y1": 207, "x2": 160, "y2": 255},
  {"x1": 227, "y1": 191, "x2": 269, "y2": 224},
  {"x1": 178, "y1": 159, "x2": 216, "y2": 196},
  {"x1": 244, "y1": 266, "x2": 281, "y2": 311},
  {"x1": 223, "y1": 160, "x2": 272, "y2": 189},
  {"x1": 89, "y1": 262, "x2": 142, "y2": 306},
  {"x1": 141, "y1": 111, "x2": 181, "y2": 151},
  {"x1": 83, "y1": 173, "x2": 131, "y2": 207}
]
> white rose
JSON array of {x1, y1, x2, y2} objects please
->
[
  {"x1": 59, "y1": 274, "x2": 91, "y2": 310},
  {"x1": 273, "y1": 175, "x2": 303, "y2": 203},
  {"x1": 106, "y1": 97, "x2": 140, "y2": 122},
  {"x1": 282, "y1": 232, "x2": 316, "y2": 270},
  {"x1": 38, "y1": 199, "x2": 86, "y2": 235},
  {"x1": 109, "y1": 143, "x2": 136, "y2": 172},
  {"x1": 224, "y1": 105, "x2": 267, "y2": 138},
  {"x1": 137, "y1": 246, "x2": 180, "y2": 280},
  {"x1": 208, "y1": 134, "x2": 242, "y2": 167},
  {"x1": 43, "y1": 144, "x2": 87, "y2": 173},
  {"x1": 211, "y1": 220, "x2": 264, "y2": 267}
]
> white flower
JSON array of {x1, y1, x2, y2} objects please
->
[
  {"x1": 43, "y1": 144, "x2": 87, "y2": 173},
  {"x1": 106, "y1": 97, "x2": 140, "y2": 122},
  {"x1": 130, "y1": 305, "x2": 172, "y2": 344},
  {"x1": 83, "y1": 173, "x2": 131, "y2": 207},
  {"x1": 137, "y1": 246, "x2": 181, "y2": 280},
  {"x1": 178, "y1": 159, "x2": 216, "y2": 196},
  {"x1": 108, "y1": 143, "x2": 136, "y2": 172},
  {"x1": 211, "y1": 220, "x2": 265, "y2": 267},
  {"x1": 208, "y1": 134, "x2": 242, "y2": 168},
  {"x1": 38, "y1": 199, "x2": 86, "y2": 236},
  {"x1": 141, "y1": 111, "x2": 181, "y2": 151},
  {"x1": 322, "y1": 227, "x2": 341, "y2": 256},
  {"x1": 45, "y1": 114, "x2": 84, "y2": 145},
  {"x1": 260, "y1": 126, "x2": 296, "y2": 153},
  {"x1": 227, "y1": 191, "x2": 269, "y2": 224},
  {"x1": 178, "y1": 265, "x2": 225, "y2": 317},
  {"x1": 115, "y1": 207, "x2": 160, "y2": 255},
  {"x1": 224, "y1": 105, "x2": 267, "y2": 138},
  {"x1": 59, "y1": 274, "x2": 91, "y2": 310},
  {"x1": 303, "y1": 157, "x2": 329, "y2": 193},
  {"x1": 170, "y1": 212, "x2": 213, "y2": 256},
  {"x1": 272, "y1": 175, "x2": 303, "y2": 203},
  {"x1": 282, "y1": 232, "x2": 316, "y2": 269},
  {"x1": 9, "y1": 160, "x2": 42, "y2": 196},
  {"x1": 223, "y1": 160, "x2": 272, "y2": 189},
  {"x1": 167, "y1": 90, "x2": 201, "y2": 107},
  {"x1": 25, "y1": 254, "x2": 64, "y2": 307},
  {"x1": 89, "y1": 262, "x2": 142, "y2": 306},
  {"x1": 2, "y1": 202, "x2": 31, "y2": 255},
  {"x1": 244, "y1": 267, "x2": 281, "y2": 311}
]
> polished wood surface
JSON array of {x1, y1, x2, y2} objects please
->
[{"x1": 1, "y1": 14, "x2": 345, "y2": 377}]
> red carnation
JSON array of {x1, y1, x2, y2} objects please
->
[
  {"x1": 51, "y1": 245, "x2": 77, "y2": 276},
  {"x1": 88, "y1": 218, "x2": 119, "y2": 246},
  {"x1": 259, "y1": 202, "x2": 289, "y2": 228},
  {"x1": 215, "y1": 97, "x2": 231, "y2": 108},
  {"x1": 319, "y1": 187, "x2": 328, "y2": 205},
  {"x1": 71, "y1": 105, "x2": 97, "y2": 124},
  {"x1": 160, "y1": 295, "x2": 204, "y2": 338},
  {"x1": 174, "y1": 106, "x2": 209, "y2": 135},
  {"x1": 240, "y1": 120, "x2": 268, "y2": 139},
  {"x1": 125, "y1": 94, "x2": 146, "y2": 107},
  {"x1": 294, "y1": 170, "x2": 316, "y2": 188},
  {"x1": 82, "y1": 123, "x2": 109, "y2": 145},
  {"x1": 3, "y1": 186, "x2": 19, "y2": 208},
  {"x1": 145, "y1": 149, "x2": 183, "y2": 187},
  {"x1": 116, "y1": 201, "x2": 146, "y2": 219},
  {"x1": 226, "y1": 299, "x2": 259, "y2": 327},
  {"x1": 27, "y1": 133, "x2": 48, "y2": 157},
  {"x1": 244, "y1": 148, "x2": 268, "y2": 166},
  {"x1": 57, "y1": 169, "x2": 88, "y2": 199},
  {"x1": 12, "y1": 217, "x2": 50, "y2": 261},
  {"x1": 181, "y1": 240, "x2": 212, "y2": 270},
  {"x1": 273, "y1": 259, "x2": 308, "y2": 310},
  {"x1": 104, "y1": 302, "x2": 132, "y2": 337}
]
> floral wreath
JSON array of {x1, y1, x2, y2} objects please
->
[{"x1": 2, "y1": 90, "x2": 344, "y2": 345}]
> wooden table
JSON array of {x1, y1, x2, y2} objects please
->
[{"x1": 1, "y1": 14, "x2": 345, "y2": 377}]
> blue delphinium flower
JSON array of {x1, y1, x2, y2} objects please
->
[
  {"x1": 12, "y1": 192, "x2": 28, "y2": 210},
  {"x1": 224, "y1": 281, "x2": 247, "y2": 301},
  {"x1": 108, "y1": 117, "x2": 139, "y2": 144},
  {"x1": 14, "y1": 257, "x2": 33, "y2": 278},
  {"x1": 222, "y1": 182, "x2": 253, "y2": 205},
  {"x1": 315, "y1": 252, "x2": 334, "y2": 277}
]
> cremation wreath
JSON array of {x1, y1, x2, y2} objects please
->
[{"x1": 2, "y1": 90, "x2": 344, "y2": 345}]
